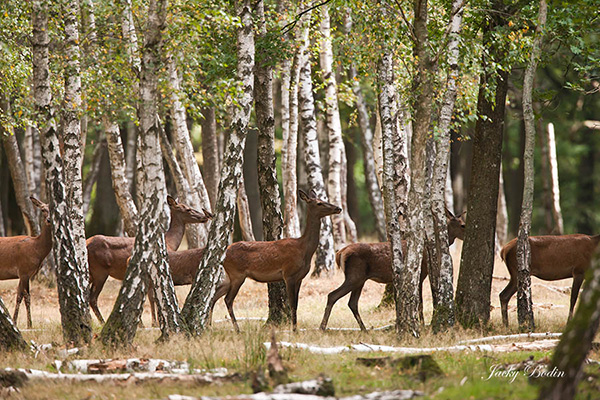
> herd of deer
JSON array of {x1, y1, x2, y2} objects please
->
[{"x1": 1, "y1": 191, "x2": 599, "y2": 332}]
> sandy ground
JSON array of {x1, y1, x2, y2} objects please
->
[{"x1": 0, "y1": 240, "x2": 574, "y2": 332}]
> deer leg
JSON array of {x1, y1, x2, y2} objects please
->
[
  {"x1": 284, "y1": 278, "x2": 300, "y2": 332},
  {"x1": 208, "y1": 277, "x2": 230, "y2": 327},
  {"x1": 568, "y1": 274, "x2": 585, "y2": 321},
  {"x1": 224, "y1": 278, "x2": 245, "y2": 333},
  {"x1": 348, "y1": 283, "x2": 367, "y2": 331},
  {"x1": 13, "y1": 277, "x2": 26, "y2": 326},
  {"x1": 499, "y1": 277, "x2": 518, "y2": 327},
  {"x1": 24, "y1": 279, "x2": 32, "y2": 329},
  {"x1": 320, "y1": 280, "x2": 359, "y2": 331},
  {"x1": 89, "y1": 274, "x2": 108, "y2": 324}
]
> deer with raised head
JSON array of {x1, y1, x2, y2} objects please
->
[
  {"x1": 0, "y1": 197, "x2": 52, "y2": 328},
  {"x1": 320, "y1": 209, "x2": 466, "y2": 331},
  {"x1": 499, "y1": 233, "x2": 600, "y2": 327},
  {"x1": 87, "y1": 196, "x2": 211, "y2": 324},
  {"x1": 209, "y1": 189, "x2": 342, "y2": 332}
]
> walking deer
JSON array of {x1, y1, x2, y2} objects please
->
[
  {"x1": 209, "y1": 189, "x2": 342, "y2": 332},
  {"x1": 87, "y1": 196, "x2": 211, "y2": 323},
  {"x1": 499, "y1": 234, "x2": 600, "y2": 327},
  {"x1": 320, "y1": 209, "x2": 466, "y2": 331},
  {"x1": 0, "y1": 197, "x2": 52, "y2": 328}
]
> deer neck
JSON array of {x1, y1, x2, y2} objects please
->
[
  {"x1": 38, "y1": 222, "x2": 53, "y2": 254},
  {"x1": 165, "y1": 215, "x2": 185, "y2": 250},
  {"x1": 300, "y1": 208, "x2": 322, "y2": 255}
]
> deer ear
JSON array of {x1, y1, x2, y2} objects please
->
[
  {"x1": 445, "y1": 208, "x2": 455, "y2": 219},
  {"x1": 298, "y1": 189, "x2": 310, "y2": 202},
  {"x1": 309, "y1": 189, "x2": 318, "y2": 199},
  {"x1": 30, "y1": 197, "x2": 44, "y2": 209},
  {"x1": 458, "y1": 211, "x2": 466, "y2": 219},
  {"x1": 167, "y1": 196, "x2": 177, "y2": 207},
  {"x1": 203, "y1": 208, "x2": 214, "y2": 219}
]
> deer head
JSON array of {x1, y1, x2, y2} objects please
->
[
  {"x1": 30, "y1": 197, "x2": 50, "y2": 225},
  {"x1": 167, "y1": 196, "x2": 212, "y2": 224},
  {"x1": 446, "y1": 208, "x2": 466, "y2": 244},
  {"x1": 299, "y1": 189, "x2": 342, "y2": 218}
]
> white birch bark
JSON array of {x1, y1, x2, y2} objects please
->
[
  {"x1": 200, "y1": 107, "x2": 219, "y2": 208},
  {"x1": 427, "y1": 0, "x2": 464, "y2": 332},
  {"x1": 517, "y1": 0, "x2": 547, "y2": 331},
  {"x1": 298, "y1": 10, "x2": 335, "y2": 276},
  {"x1": 281, "y1": 10, "x2": 306, "y2": 239},
  {"x1": 237, "y1": 177, "x2": 256, "y2": 242},
  {"x1": 103, "y1": 118, "x2": 138, "y2": 237},
  {"x1": 0, "y1": 297, "x2": 27, "y2": 351},
  {"x1": 546, "y1": 122, "x2": 564, "y2": 234},
  {"x1": 83, "y1": 139, "x2": 106, "y2": 216},
  {"x1": 23, "y1": 126, "x2": 41, "y2": 199},
  {"x1": 496, "y1": 164, "x2": 509, "y2": 252},
  {"x1": 374, "y1": 110, "x2": 384, "y2": 189},
  {"x1": 319, "y1": 5, "x2": 347, "y2": 249},
  {"x1": 168, "y1": 56, "x2": 211, "y2": 247},
  {"x1": 33, "y1": 0, "x2": 92, "y2": 346},
  {"x1": 181, "y1": 0, "x2": 255, "y2": 333}
]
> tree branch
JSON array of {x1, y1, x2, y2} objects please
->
[{"x1": 281, "y1": 0, "x2": 333, "y2": 36}]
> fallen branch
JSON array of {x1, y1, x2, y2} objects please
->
[
  {"x1": 265, "y1": 339, "x2": 559, "y2": 355},
  {"x1": 166, "y1": 389, "x2": 423, "y2": 400},
  {"x1": 458, "y1": 332, "x2": 562, "y2": 345},
  {"x1": 54, "y1": 358, "x2": 228, "y2": 376},
  {"x1": 272, "y1": 375, "x2": 334, "y2": 397},
  {"x1": 533, "y1": 283, "x2": 571, "y2": 295}
]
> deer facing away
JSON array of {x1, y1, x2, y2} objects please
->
[
  {"x1": 320, "y1": 209, "x2": 466, "y2": 331},
  {"x1": 499, "y1": 233, "x2": 600, "y2": 327},
  {"x1": 0, "y1": 197, "x2": 52, "y2": 328},
  {"x1": 87, "y1": 196, "x2": 211, "y2": 324},
  {"x1": 209, "y1": 189, "x2": 342, "y2": 332}
]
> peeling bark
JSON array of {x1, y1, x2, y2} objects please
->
[
  {"x1": 517, "y1": 0, "x2": 546, "y2": 332},
  {"x1": 33, "y1": 0, "x2": 92, "y2": 346},
  {"x1": 181, "y1": 0, "x2": 255, "y2": 334}
]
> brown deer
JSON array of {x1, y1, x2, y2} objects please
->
[
  {"x1": 0, "y1": 197, "x2": 52, "y2": 328},
  {"x1": 499, "y1": 234, "x2": 600, "y2": 327},
  {"x1": 209, "y1": 189, "x2": 342, "y2": 332},
  {"x1": 320, "y1": 209, "x2": 466, "y2": 331},
  {"x1": 87, "y1": 196, "x2": 211, "y2": 323}
]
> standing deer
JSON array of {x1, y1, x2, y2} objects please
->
[
  {"x1": 0, "y1": 197, "x2": 52, "y2": 328},
  {"x1": 499, "y1": 234, "x2": 600, "y2": 327},
  {"x1": 209, "y1": 189, "x2": 342, "y2": 332},
  {"x1": 87, "y1": 196, "x2": 211, "y2": 323},
  {"x1": 320, "y1": 209, "x2": 466, "y2": 331}
]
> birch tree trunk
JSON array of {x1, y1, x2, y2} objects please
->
[
  {"x1": 0, "y1": 191, "x2": 5, "y2": 237},
  {"x1": 0, "y1": 298, "x2": 27, "y2": 351},
  {"x1": 125, "y1": 122, "x2": 137, "y2": 196},
  {"x1": 496, "y1": 164, "x2": 509, "y2": 253},
  {"x1": 298, "y1": 11, "x2": 335, "y2": 277},
  {"x1": 237, "y1": 178, "x2": 256, "y2": 241},
  {"x1": 255, "y1": 0, "x2": 290, "y2": 324},
  {"x1": 427, "y1": 0, "x2": 464, "y2": 332},
  {"x1": 377, "y1": 33, "x2": 405, "y2": 339},
  {"x1": 545, "y1": 122, "x2": 563, "y2": 234},
  {"x1": 281, "y1": 9, "x2": 306, "y2": 239},
  {"x1": 537, "y1": 259, "x2": 600, "y2": 400},
  {"x1": 62, "y1": 0, "x2": 89, "y2": 295},
  {"x1": 517, "y1": 0, "x2": 546, "y2": 332},
  {"x1": 23, "y1": 126, "x2": 42, "y2": 199},
  {"x1": 455, "y1": 0, "x2": 513, "y2": 328},
  {"x1": 181, "y1": 0, "x2": 255, "y2": 334},
  {"x1": 201, "y1": 107, "x2": 220, "y2": 209},
  {"x1": 319, "y1": 5, "x2": 347, "y2": 249},
  {"x1": 83, "y1": 139, "x2": 106, "y2": 216},
  {"x1": 103, "y1": 118, "x2": 138, "y2": 237},
  {"x1": 33, "y1": 0, "x2": 92, "y2": 346},
  {"x1": 168, "y1": 56, "x2": 211, "y2": 247},
  {"x1": 102, "y1": 0, "x2": 182, "y2": 345}
]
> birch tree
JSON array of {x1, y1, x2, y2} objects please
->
[
  {"x1": 255, "y1": 0, "x2": 290, "y2": 324},
  {"x1": 201, "y1": 106, "x2": 220, "y2": 208},
  {"x1": 181, "y1": 0, "x2": 255, "y2": 334},
  {"x1": 517, "y1": 0, "x2": 547, "y2": 331},
  {"x1": 101, "y1": 0, "x2": 182, "y2": 345},
  {"x1": 426, "y1": 0, "x2": 465, "y2": 332},
  {"x1": 298, "y1": 10, "x2": 336, "y2": 277},
  {"x1": 33, "y1": 0, "x2": 92, "y2": 345},
  {"x1": 0, "y1": 298, "x2": 27, "y2": 351},
  {"x1": 319, "y1": 5, "x2": 354, "y2": 249},
  {"x1": 540, "y1": 122, "x2": 563, "y2": 234}
]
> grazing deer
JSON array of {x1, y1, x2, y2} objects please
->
[
  {"x1": 0, "y1": 197, "x2": 52, "y2": 328},
  {"x1": 209, "y1": 189, "x2": 342, "y2": 332},
  {"x1": 87, "y1": 196, "x2": 211, "y2": 323},
  {"x1": 499, "y1": 234, "x2": 600, "y2": 327},
  {"x1": 320, "y1": 209, "x2": 466, "y2": 331}
]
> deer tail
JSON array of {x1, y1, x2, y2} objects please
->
[
  {"x1": 500, "y1": 245, "x2": 509, "y2": 262},
  {"x1": 335, "y1": 249, "x2": 347, "y2": 272}
]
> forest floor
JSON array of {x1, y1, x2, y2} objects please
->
[{"x1": 0, "y1": 241, "x2": 599, "y2": 399}]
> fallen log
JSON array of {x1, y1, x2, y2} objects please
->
[
  {"x1": 165, "y1": 389, "x2": 423, "y2": 400},
  {"x1": 458, "y1": 332, "x2": 562, "y2": 345},
  {"x1": 265, "y1": 339, "x2": 560, "y2": 355},
  {"x1": 272, "y1": 375, "x2": 334, "y2": 397}
]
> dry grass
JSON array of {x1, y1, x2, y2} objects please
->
[{"x1": 0, "y1": 241, "x2": 598, "y2": 399}]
